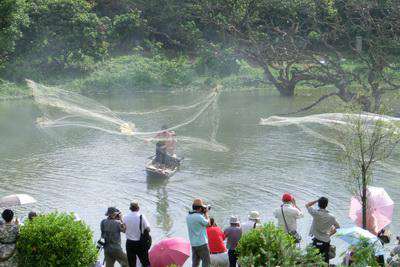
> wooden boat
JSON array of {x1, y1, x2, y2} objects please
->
[{"x1": 145, "y1": 156, "x2": 182, "y2": 178}]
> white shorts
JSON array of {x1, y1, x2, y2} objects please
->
[{"x1": 210, "y1": 252, "x2": 229, "y2": 267}]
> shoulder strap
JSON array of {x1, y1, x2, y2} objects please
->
[
  {"x1": 281, "y1": 205, "x2": 290, "y2": 232},
  {"x1": 139, "y1": 215, "x2": 142, "y2": 234},
  {"x1": 100, "y1": 219, "x2": 105, "y2": 237}
]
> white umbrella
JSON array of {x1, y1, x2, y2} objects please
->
[{"x1": 0, "y1": 194, "x2": 37, "y2": 207}]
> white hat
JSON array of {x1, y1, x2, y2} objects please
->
[
  {"x1": 229, "y1": 216, "x2": 240, "y2": 224},
  {"x1": 248, "y1": 211, "x2": 260, "y2": 221}
]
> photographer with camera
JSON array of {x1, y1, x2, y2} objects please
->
[
  {"x1": 186, "y1": 198, "x2": 211, "y2": 267},
  {"x1": 100, "y1": 207, "x2": 129, "y2": 267}
]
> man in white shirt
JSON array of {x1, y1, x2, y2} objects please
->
[
  {"x1": 273, "y1": 192, "x2": 303, "y2": 233},
  {"x1": 124, "y1": 201, "x2": 151, "y2": 267},
  {"x1": 241, "y1": 211, "x2": 262, "y2": 234}
]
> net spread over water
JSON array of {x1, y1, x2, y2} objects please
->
[
  {"x1": 259, "y1": 113, "x2": 400, "y2": 150},
  {"x1": 28, "y1": 80, "x2": 228, "y2": 152}
]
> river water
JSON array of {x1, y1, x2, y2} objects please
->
[{"x1": 0, "y1": 89, "x2": 399, "y2": 265}]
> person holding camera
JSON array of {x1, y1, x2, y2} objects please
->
[
  {"x1": 187, "y1": 198, "x2": 211, "y2": 267},
  {"x1": 273, "y1": 193, "x2": 303, "y2": 241},
  {"x1": 100, "y1": 207, "x2": 129, "y2": 267}
]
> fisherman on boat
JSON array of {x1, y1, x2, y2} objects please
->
[{"x1": 147, "y1": 125, "x2": 177, "y2": 170}]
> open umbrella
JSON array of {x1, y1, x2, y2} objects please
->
[
  {"x1": 349, "y1": 186, "x2": 394, "y2": 233},
  {"x1": 335, "y1": 226, "x2": 384, "y2": 256},
  {"x1": 0, "y1": 194, "x2": 37, "y2": 207},
  {"x1": 149, "y1": 237, "x2": 190, "y2": 267}
]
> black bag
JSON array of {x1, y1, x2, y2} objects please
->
[
  {"x1": 139, "y1": 215, "x2": 152, "y2": 250},
  {"x1": 378, "y1": 228, "x2": 391, "y2": 244},
  {"x1": 98, "y1": 220, "x2": 106, "y2": 250},
  {"x1": 281, "y1": 205, "x2": 302, "y2": 243}
]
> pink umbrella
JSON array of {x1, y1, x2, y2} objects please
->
[
  {"x1": 349, "y1": 186, "x2": 394, "y2": 233},
  {"x1": 149, "y1": 237, "x2": 191, "y2": 267}
]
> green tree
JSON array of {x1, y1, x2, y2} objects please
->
[
  {"x1": 338, "y1": 112, "x2": 400, "y2": 229},
  {"x1": 110, "y1": 9, "x2": 148, "y2": 53},
  {"x1": 92, "y1": 0, "x2": 135, "y2": 18},
  {"x1": 133, "y1": 0, "x2": 204, "y2": 51},
  {"x1": 292, "y1": 0, "x2": 400, "y2": 113},
  {"x1": 6, "y1": 0, "x2": 108, "y2": 80},
  {"x1": 0, "y1": 0, "x2": 29, "y2": 67},
  {"x1": 197, "y1": 0, "x2": 337, "y2": 96},
  {"x1": 17, "y1": 212, "x2": 98, "y2": 267}
]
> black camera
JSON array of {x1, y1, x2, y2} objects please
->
[
  {"x1": 96, "y1": 238, "x2": 106, "y2": 250},
  {"x1": 201, "y1": 205, "x2": 212, "y2": 213},
  {"x1": 192, "y1": 204, "x2": 212, "y2": 214},
  {"x1": 115, "y1": 212, "x2": 122, "y2": 220}
]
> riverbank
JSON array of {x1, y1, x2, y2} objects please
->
[
  {"x1": 0, "y1": 53, "x2": 269, "y2": 99},
  {"x1": 0, "y1": 79, "x2": 31, "y2": 100},
  {"x1": 3, "y1": 52, "x2": 398, "y2": 116}
]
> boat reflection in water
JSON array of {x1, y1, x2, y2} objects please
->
[{"x1": 146, "y1": 174, "x2": 173, "y2": 235}]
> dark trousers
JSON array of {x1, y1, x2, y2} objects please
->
[
  {"x1": 191, "y1": 244, "x2": 211, "y2": 267},
  {"x1": 312, "y1": 238, "x2": 330, "y2": 264},
  {"x1": 126, "y1": 239, "x2": 150, "y2": 267},
  {"x1": 228, "y1": 249, "x2": 239, "y2": 267},
  {"x1": 155, "y1": 143, "x2": 167, "y2": 165},
  {"x1": 376, "y1": 255, "x2": 385, "y2": 266}
]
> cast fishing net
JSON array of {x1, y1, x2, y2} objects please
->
[
  {"x1": 259, "y1": 113, "x2": 400, "y2": 150},
  {"x1": 28, "y1": 80, "x2": 228, "y2": 152}
]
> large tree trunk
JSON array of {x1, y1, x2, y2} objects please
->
[
  {"x1": 276, "y1": 84, "x2": 295, "y2": 96},
  {"x1": 262, "y1": 66, "x2": 295, "y2": 96}
]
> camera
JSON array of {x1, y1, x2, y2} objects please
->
[
  {"x1": 192, "y1": 204, "x2": 212, "y2": 214},
  {"x1": 115, "y1": 212, "x2": 122, "y2": 220},
  {"x1": 200, "y1": 205, "x2": 212, "y2": 213},
  {"x1": 96, "y1": 238, "x2": 106, "y2": 250}
]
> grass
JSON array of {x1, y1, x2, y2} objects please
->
[
  {"x1": 0, "y1": 79, "x2": 31, "y2": 99},
  {"x1": 0, "y1": 53, "x2": 270, "y2": 97}
]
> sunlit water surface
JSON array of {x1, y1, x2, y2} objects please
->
[{"x1": 0, "y1": 90, "x2": 399, "y2": 265}]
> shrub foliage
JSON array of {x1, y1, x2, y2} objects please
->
[
  {"x1": 236, "y1": 222, "x2": 326, "y2": 267},
  {"x1": 16, "y1": 212, "x2": 98, "y2": 267}
]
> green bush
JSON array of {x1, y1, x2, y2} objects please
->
[
  {"x1": 16, "y1": 212, "x2": 98, "y2": 267},
  {"x1": 66, "y1": 53, "x2": 197, "y2": 93},
  {"x1": 236, "y1": 222, "x2": 326, "y2": 267},
  {"x1": 347, "y1": 238, "x2": 380, "y2": 267}
]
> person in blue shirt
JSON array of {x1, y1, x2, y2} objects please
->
[{"x1": 186, "y1": 198, "x2": 211, "y2": 267}]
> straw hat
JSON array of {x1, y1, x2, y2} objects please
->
[
  {"x1": 229, "y1": 216, "x2": 240, "y2": 224},
  {"x1": 248, "y1": 211, "x2": 260, "y2": 221},
  {"x1": 192, "y1": 198, "x2": 205, "y2": 207}
]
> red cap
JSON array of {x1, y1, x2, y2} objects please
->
[{"x1": 282, "y1": 192, "x2": 293, "y2": 202}]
